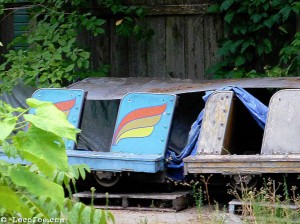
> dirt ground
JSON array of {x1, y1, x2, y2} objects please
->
[{"x1": 112, "y1": 206, "x2": 244, "y2": 224}]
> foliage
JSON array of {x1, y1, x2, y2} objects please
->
[
  {"x1": 228, "y1": 176, "x2": 300, "y2": 223},
  {"x1": 207, "y1": 0, "x2": 300, "y2": 78},
  {"x1": 0, "y1": 99, "x2": 114, "y2": 223},
  {"x1": 0, "y1": 0, "x2": 149, "y2": 93},
  {"x1": 100, "y1": 0, "x2": 154, "y2": 40}
]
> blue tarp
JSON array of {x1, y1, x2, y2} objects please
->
[{"x1": 166, "y1": 86, "x2": 269, "y2": 181}]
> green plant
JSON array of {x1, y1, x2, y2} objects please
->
[
  {"x1": 0, "y1": 0, "x2": 150, "y2": 93},
  {"x1": 137, "y1": 217, "x2": 148, "y2": 224},
  {"x1": 207, "y1": 0, "x2": 300, "y2": 78},
  {"x1": 100, "y1": 0, "x2": 154, "y2": 40},
  {"x1": 228, "y1": 176, "x2": 300, "y2": 223},
  {"x1": 0, "y1": 99, "x2": 114, "y2": 223},
  {"x1": 210, "y1": 202, "x2": 227, "y2": 224},
  {"x1": 192, "y1": 182, "x2": 203, "y2": 219}
]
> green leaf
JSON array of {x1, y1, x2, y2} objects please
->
[
  {"x1": 106, "y1": 211, "x2": 115, "y2": 223},
  {"x1": 207, "y1": 4, "x2": 220, "y2": 13},
  {"x1": 257, "y1": 44, "x2": 264, "y2": 56},
  {"x1": 95, "y1": 19, "x2": 106, "y2": 26},
  {"x1": 24, "y1": 99, "x2": 78, "y2": 141},
  {"x1": 224, "y1": 11, "x2": 235, "y2": 24},
  {"x1": 0, "y1": 185, "x2": 32, "y2": 217},
  {"x1": 263, "y1": 38, "x2": 272, "y2": 53},
  {"x1": 235, "y1": 55, "x2": 246, "y2": 66},
  {"x1": 251, "y1": 14, "x2": 263, "y2": 23},
  {"x1": 14, "y1": 126, "x2": 68, "y2": 174},
  {"x1": 220, "y1": 0, "x2": 234, "y2": 11},
  {"x1": 0, "y1": 117, "x2": 17, "y2": 141},
  {"x1": 76, "y1": 164, "x2": 90, "y2": 180},
  {"x1": 26, "y1": 98, "x2": 52, "y2": 108},
  {"x1": 229, "y1": 39, "x2": 243, "y2": 53},
  {"x1": 279, "y1": 5, "x2": 292, "y2": 21},
  {"x1": 9, "y1": 166, "x2": 64, "y2": 208},
  {"x1": 79, "y1": 51, "x2": 90, "y2": 59},
  {"x1": 65, "y1": 64, "x2": 75, "y2": 72},
  {"x1": 22, "y1": 151, "x2": 56, "y2": 177},
  {"x1": 81, "y1": 206, "x2": 92, "y2": 223},
  {"x1": 241, "y1": 39, "x2": 255, "y2": 53},
  {"x1": 68, "y1": 202, "x2": 83, "y2": 223},
  {"x1": 227, "y1": 69, "x2": 244, "y2": 78},
  {"x1": 2, "y1": 141, "x2": 18, "y2": 158},
  {"x1": 92, "y1": 209, "x2": 102, "y2": 223}
]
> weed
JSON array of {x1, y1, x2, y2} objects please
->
[
  {"x1": 228, "y1": 176, "x2": 300, "y2": 223},
  {"x1": 150, "y1": 200, "x2": 155, "y2": 209},
  {"x1": 91, "y1": 187, "x2": 96, "y2": 207},
  {"x1": 200, "y1": 175, "x2": 213, "y2": 209},
  {"x1": 105, "y1": 192, "x2": 109, "y2": 208},
  {"x1": 192, "y1": 182, "x2": 203, "y2": 219},
  {"x1": 210, "y1": 202, "x2": 227, "y2": 224},
  {"x1": 136, "y1": 217, "x2": 148, "y2": 224}
]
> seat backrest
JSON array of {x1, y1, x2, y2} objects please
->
[
  {"x1": 111, "y1": 93, "x2": 176, "y2": 155},
  {"x1": 261, "y1": 89, "x2": 300, "y2": 154},
  {"x1": 31, "y1": 88, "x2": 86, "y2": 150},
  {"x1": 197, "y1": 91, "x2": 235, "y2": 155}
]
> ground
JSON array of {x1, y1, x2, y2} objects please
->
[{"x1": 112, "y1": 206, "x2": 244, "y2": 224}]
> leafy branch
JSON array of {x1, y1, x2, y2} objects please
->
[
  {"x1": 207, "y1": 0, "x2": 300, "y2": 78},
  {"x1": 0, "y1": 99, "x2": 114, "y2": 223},
  {"x1": 0, "y1": 0, "x2": 149, "y2": 93}
]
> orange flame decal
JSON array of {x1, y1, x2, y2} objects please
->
[
  {"x1": 54, "y1": 98, "x2": 76, "y2": 117},
  {"x1": 112, "y1": 104, "x2": 167, "y2": 145}
]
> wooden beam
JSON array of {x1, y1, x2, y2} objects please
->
[
  {"x1": 91, "y1": 4, "x2": 211, "y2": 17},
  {"x1": 144, "y1": 4, "x2": 209, "y2": 15}
]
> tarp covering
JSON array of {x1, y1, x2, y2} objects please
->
[{"x1": 166, "y1": 86, "x2": 269, "y2": 181}]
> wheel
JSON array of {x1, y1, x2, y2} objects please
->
[{"x1": 93, "y1": 171, "x2": 121, "y2": 188}]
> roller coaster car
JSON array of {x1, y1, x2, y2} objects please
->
[
  {"x1": 32, "y1": 89, "x2": 176, "y2": 188},
  {"x1": 183, "y1": 89, "x2": 300, "y2": 188},
  {"x1": 2, "y1": 77, "x2": 300, "y2": 189}
]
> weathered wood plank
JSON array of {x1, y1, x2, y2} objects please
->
[
  {"x1": 262, "y1": 90, "x2": 300, "y2": 155},
  {"x1": 110, "y1": 19, "x2": 129, "y2": 77},
  {"x1": 147, "y1": 16, "x2": 167, "y2": 77},
  {"x1": 184, "y1": 154, "x2": 300, "y2": 174},
  {"x1": 90, "y1": 20, "x2": 111, "y2": 71},
  {"x1": 144, "y1": 4, "x2": 209, "y2": 15},
  {"x1": 203, "y1": 14, "x2": 223, "y2": 79},
  {"x1": 73, "y1": 191, "x2": 192, "y2": 211},
  {"x1": 128, "y1": 36, "x2": 148, "y2": 77},
  {"x1": 166, "y1": 16, "x2": 185, "y2": 78},
  {"x1": 185, "y1": 15, "x2": 205, "y2": 79},
  {"x1": 91, "y1": 3, "x2": 210, "y2": 16},
  {"x1": 0, "y1": 13, "x2": 14, "y2": 57},
  {"x1": 197, "y1": 91, "x2": 235, "y2": 155}
]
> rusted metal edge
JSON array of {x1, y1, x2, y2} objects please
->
[{"x1": 68, "y1": 77, "x2": 300, "y2": 100}]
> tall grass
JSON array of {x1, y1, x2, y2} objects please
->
[{"x1": 228, "y1": 176, "x2": 300, "y2": 223}]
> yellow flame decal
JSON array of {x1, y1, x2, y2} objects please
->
[{"x1": 116, "y1": 127, "x2": 155, "y2": 144}]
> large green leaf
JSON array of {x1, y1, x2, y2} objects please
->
[
  {"x1": 0, "y1": 117, "x2": 17, "y2": 141},
  {"x1": 25, "y1": 98, "x2": 79, "y2": 141},
  {"x1": 25, "y1": 98, "x2": 52, "y2": 108},
  {"x1": 0, "y1": 185, "x2": 32, "y2": 217},
  {"x1": 9, "y1": 166, "x2": 64, "y2": 208},
  {"x1": 21, "y1": 152, "x2": 56, "y2": 177},
  {"x1": 14, "y1": 126, "x2": 68, "y2": 173},
  {"x1": 220, "y1": 0, "x2": 234, "y2": 11}
]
